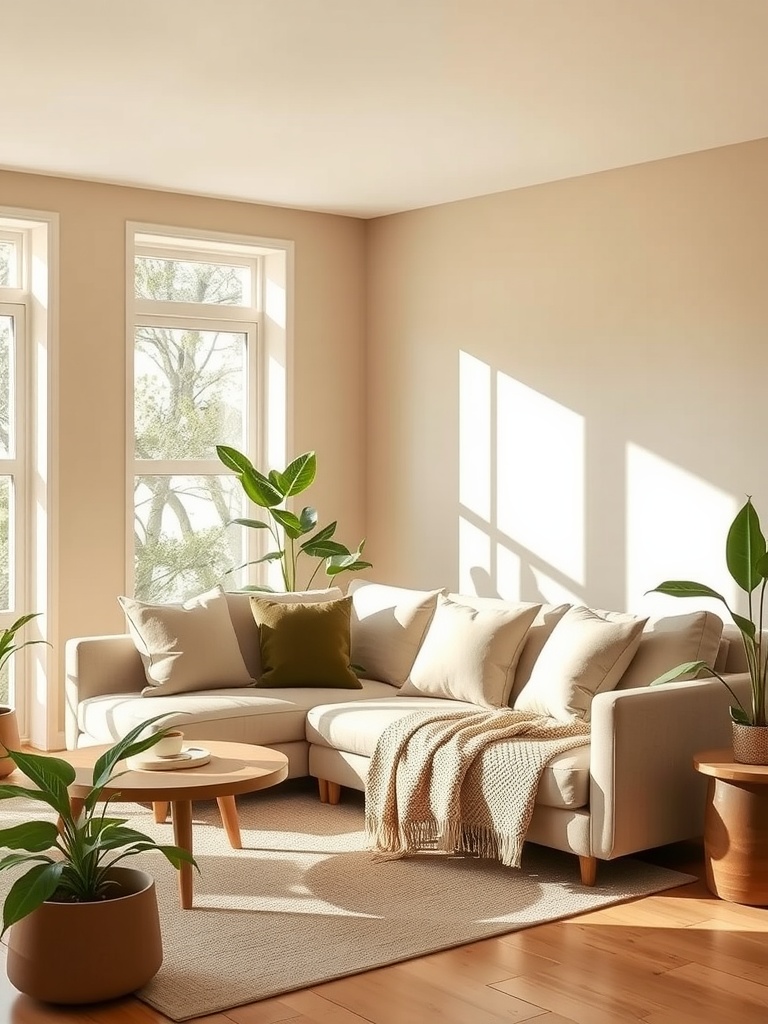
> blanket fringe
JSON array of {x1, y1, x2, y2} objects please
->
[{"x1": 366, "y1": 814, "x2": 525, "y2": 868}]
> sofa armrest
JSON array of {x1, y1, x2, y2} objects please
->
[
  {"x1": 588, "y1": 672, "x2": 751, "y2": 859},
  {"x1": 64, "y1": 635, "x2": 145, "y2": 749}
]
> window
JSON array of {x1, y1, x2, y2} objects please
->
[{"x1": 128, "y1": 228, "x2": 290, "y2": 604}]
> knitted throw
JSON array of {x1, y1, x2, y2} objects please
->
[{"x1": 365, "y1": 707, "x2": 590, "y2": 868}]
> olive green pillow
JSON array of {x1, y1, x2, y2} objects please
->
[{"x1": 250, "y1": 595, "x2": 362, "y2": 689}]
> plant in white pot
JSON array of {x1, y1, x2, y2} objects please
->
[
  {"x1": 217, "y1": 446, "x2": 371, "y2": 591},
  {"x1": 0, "y1": 612, "x2": 50, "y2": 778},
  {"x1": 0, "y1": 715, "x2": 197, "y2": 1003},
  {"x1": 648, "y1": 496, "x2": 768, "y2": 764}
]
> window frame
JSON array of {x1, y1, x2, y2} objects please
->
[{"x1": 126, "y1": 231, "x2": 270, "y2": 601}]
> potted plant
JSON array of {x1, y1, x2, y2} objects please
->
[
  {"x1": 217, "y1": 446, "x2": 371, "y2": 591},
  {"x1": 649, "y1": 495, "x2": 768, "y2": 764},
  {"x1": 0, "y1": 715, "x2": 197, "y2": 1003},
  {"x1": 0, "y1": 612, "x2": 50, "y2": 778}
]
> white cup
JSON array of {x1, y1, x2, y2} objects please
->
[{"x1": 152, "y1": 730, "x2": 184, "y2": 758}]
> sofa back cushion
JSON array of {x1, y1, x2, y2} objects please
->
[
  {"x1": 250, "y1": 595, "x2": 362, "y2": 689},
  {"x1": 119, "y1": 587, "x2": 254, "y2": 696},
  {"x1": 399, "y1": 595, "x2": 541, "y2": 707},
  {"x1": 226, "y1": 587, "x2": 343, "y2": 678},
  {"x1": 348, "y1": 579, "x2": 443, "y2": 687},
  {"x1": 609, "y1": 610, "x2": 724, "y2": 689},
  {"x1": 513, "y1": 605, "x2": 647, "y2": 722}
]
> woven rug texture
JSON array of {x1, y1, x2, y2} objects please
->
[{"x1": 0, "y1": 782, "x2": 696, "y2": 1021}]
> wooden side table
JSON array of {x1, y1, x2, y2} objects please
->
[{"x1": 693, "y1": 749, "x2": 768, "y2": 906}]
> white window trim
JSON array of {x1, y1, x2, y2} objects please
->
[
  {"x1": 0, "y1": 208, "x2": 59, "y2": 749},
  {"x1": 125, "y1": 223, "x2": 293, "y2": 598}
]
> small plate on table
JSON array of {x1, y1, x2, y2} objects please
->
[{"x1": 126, "y1": 746, "x2": 211, "y2": 771}]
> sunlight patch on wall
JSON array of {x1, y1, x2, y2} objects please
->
[
  {"x1": 458, "y1": 516, "x2": 491, "y2": 594},
  {"x1": 459, "y1": 351, "x2": 491, "y2": 521},
  {"x1": 496, "y1": 373, "x2": 585, "y2": 587},
  {"x1": 625, "y1": 444, "x2": 738, "y2": 615}
]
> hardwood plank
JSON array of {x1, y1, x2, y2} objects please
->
[
  {"x1": 314, "y1": 963, "x2": 547, "y2": 1024},
  {"x1": 491, "y1": 976, "x2": 641, "y2": 1024}
]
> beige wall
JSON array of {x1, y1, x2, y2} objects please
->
[
  {"x1": 366, "y1": 140, "x2": 768, "y2": 617},
  {"x1": 0, "y1": 170, "x2": 366, "y2": 724}
]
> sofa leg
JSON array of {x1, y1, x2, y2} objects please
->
[
  {"x1": 579, "y1": 855, "x2": 597, "y2": 886},
  {"x1": 153, "y1": 801, "x2": 169, "y2": 824},
  {"x1": 327, "y1": 782, "x2": 341, "y2": 805},
  {"x1": 318, "y1": 778, "x2": 329, "y2": 803}
]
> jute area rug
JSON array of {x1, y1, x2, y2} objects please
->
[{"x1": 0, "y1": 781, "x2": 695, "y2": 1022}]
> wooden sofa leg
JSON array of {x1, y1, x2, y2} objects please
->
[
  {"x1": 318, "y1": 779, "x2": 329, "y2": 803},
  {"x1": 327, "y1": 782, "x2": 341, "y2": 805},
  {"x1": 153, "y1": 801, "x2": 169, "y2": 824},
  {"x1": 579, "y1": 855, "x2": 597, "y2": 886}
]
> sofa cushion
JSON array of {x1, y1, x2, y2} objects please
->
[
  {"x1": 118, "y1": 588, "x2": 254, "y2": 696},
  {"x1": 250, "y1": 595, "x2": 361, "y2": 689},
  {"x1": 348, "y1": 579, "x2": 442, "y2": 687},
  {"x1": 78, "y1": 678, "x2": 396, "y2": 746},
  {"x1": 610, "y1": 610, "x2": 724, "y2": 689},
  {"x1": 399, "y1": 595, "x2": 541, "y2": 707},
  {"x1": 306, "y1": 699, "x2": 590, "y2": 810},
  {"x1": 513, "y1": 605, "x2": 647, "y2": 722},
  {"x1": 448, "y1": 595, "x2": 571, "y2": 703},
  {"x1": 226, "y1": 588, "x2": 343, "y2": 679}
]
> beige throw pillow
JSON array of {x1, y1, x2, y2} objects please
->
[
  {"x1": 348, "y1": 579, "x2": 443, "y2": 687},
  {"x1": 399, "y1": 595, "x2": 541, "y2": 707},
  {"x1": 612, "y1": 610, "x2": 723, "y2": 689},
  {"x1": 513, "y1": 605, "x2": 647, "y2": 722},
  {"x1": 118, "y1": 587, "x2": 254, "y2": 696}
]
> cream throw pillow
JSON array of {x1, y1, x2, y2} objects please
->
[
  {"x1": 399, "y1": 595, "x2": 541, "y2": 707},
  {"x1": 448, "y1": 594, "x2": 571, "y2": 703},
  {"x1": 348, "y1": 579, "x2": 443, "y2": 687},
  {"x1": 513, "y1": 605, "x2": 647, "y2": 722},
  {"x1": 119, "y1": 587, "x2": 254, "y2": 696},
  {"x1": 611, "y1": 610, "x2": 723, "y2": 689}
]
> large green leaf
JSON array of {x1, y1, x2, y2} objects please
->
[
  {"x1": 7, "y1": 752, "x2": 75, "y2": 819},
  {"x1": 308, "y1": 521, "x2": 337, "y2": 544},
  {"x1": 239, "y1": 466, "x2": 283, "y2": 508},
  {"x1": 216, "y1": 445, "x2": 254, "y2": 474},
  {"x1": 726, "y1": 498, "x2": 766, "y2": 594},
  {"x1": 229, "y1": 517, "x2": 270, "y2": 530},
  {"x1": 299, "y1": 507, "x2": 318, "y2": 533},
  {"x1": 649, "y1": 661, "x2": 711, "y2": 686},
  {"x1": 302, "y1": 539, "x2": 351, "y2": 558},
  {"x1": 648, "y1": 580, "x2": 727, "y2": 603},
  {"x1": 0, "y1": 784, "x2": 62, "y2": 810},
  {"x1": 281, "y1": 452, "x2": 316, "y2": 496},
  {"x1": 326, "y1": 559, "x2": 372, "y2": 576},
  {"x1": 2, "y1": 861, "x2": 64, "y2": 934},
  {"x1": 0, "y1": 821, "x2": 59, "y2": 853},
  {"x1": 270, "y1": 509, "x2": 305, "y2": 539},
  {"x1": 91, "y1": 712, "x2": 181, "y2": 793}
]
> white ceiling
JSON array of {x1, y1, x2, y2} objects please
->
[{"x1": 4, "y1": 0, "x2": 768, "y2": 218}]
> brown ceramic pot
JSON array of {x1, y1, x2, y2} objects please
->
[
  {"x1": 0, "y1": 705, "x2": 21, "y2": 777},
  {"x1": 6, "y1": 867, "x2": 162, "y2": 1004}
]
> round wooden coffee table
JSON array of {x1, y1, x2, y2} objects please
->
[
  {"x1": 26, "y1": 741, "x2": 289, "y2": 910},
  {"x1": 694, "y1": 749, "x2": 768, "y2": 906}
]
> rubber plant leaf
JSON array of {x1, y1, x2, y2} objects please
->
[
  {"x1": 726, "y1": 497, "x2": 766, "y2": 594},
  {"x1": 280, "y1": 452, "x2": 316, "y2": 497}
]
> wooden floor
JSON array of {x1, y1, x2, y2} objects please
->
[{"x1": 1, "y1": 842, "x2": 766, "y2": 1024}]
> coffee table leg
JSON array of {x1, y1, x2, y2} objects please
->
[
  {"x1": 153, "y1": 801, "x2": 169, "y2": 824},
  {"x1": 216, "y1": 795, "x2": 242, "y2": 849},
  {"x1": 171, "y1": 800, "x2": 194, "y2": 910}
]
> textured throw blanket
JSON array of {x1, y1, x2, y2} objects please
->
[{"x1": 365, "y1": 708, "x2": 590, "y2": 868}]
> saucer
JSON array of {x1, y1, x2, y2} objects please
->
[{"x1": 127, "y1": 745, "x2": 211, "y2": 771}]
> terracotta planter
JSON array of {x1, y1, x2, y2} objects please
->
[
  {"x1": 6, "y1": 867, "x2": 162, "y2": 1004},
  {"x1": 0, "y1": 705, "x2": 21, "y2": 778},
  {"x1": 732, "y1": 722, "x2": 768, "y2": 765}
]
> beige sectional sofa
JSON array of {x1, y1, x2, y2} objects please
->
[{"x1": 65, "y1": 582, "x2": 751, "y2": 884}]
